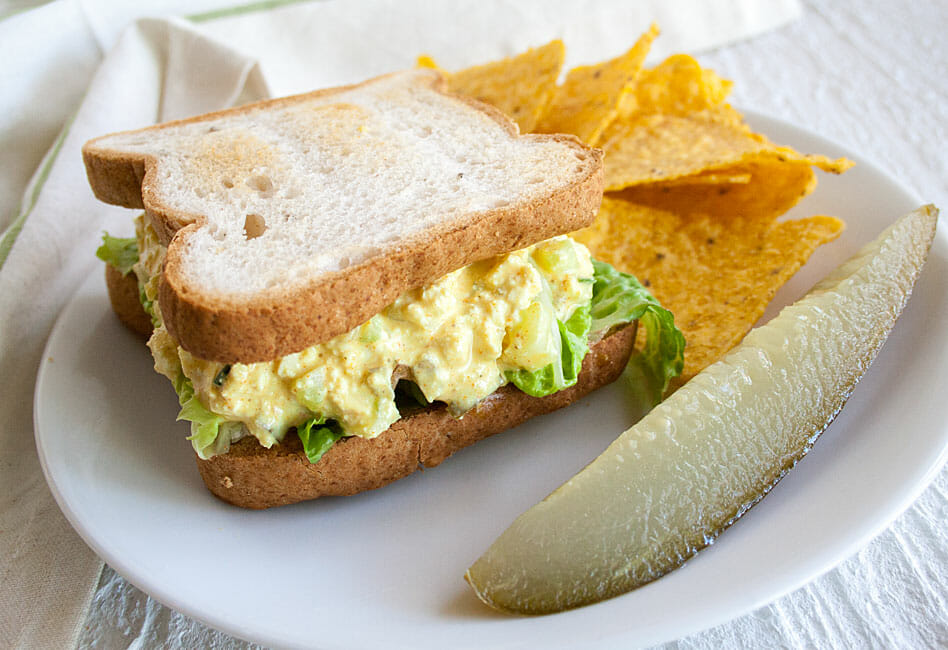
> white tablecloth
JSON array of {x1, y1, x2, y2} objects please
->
[{"x1": 2, "y1": 0, "x2": 946, "y2": 648}]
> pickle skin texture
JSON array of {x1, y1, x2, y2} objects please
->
[{"x1": 465, "y1": 205, "x2": 939, "y2": 615}]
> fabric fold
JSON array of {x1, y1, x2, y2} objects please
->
[{"x1": 0, "y1": 16, "x2": 266, "y2": 650}]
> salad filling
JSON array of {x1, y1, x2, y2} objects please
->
[{"x1": 98, "y1": 216, "x2": 683, "y2": 463}]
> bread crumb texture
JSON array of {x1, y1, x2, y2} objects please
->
[{"x1": 90, "y1": 70, "x2": 595, "y2": 296}]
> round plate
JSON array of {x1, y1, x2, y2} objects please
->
[{"x1": 35, "y1": 113, "x2": 948, "y2": 648}]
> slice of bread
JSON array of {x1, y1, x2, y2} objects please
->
[
  {"x1": 84, "y1": 69, "x2": 604, "y2": 363},
  {"x1": 106, "y1": 264, "x2": 637, "y2": 509}
]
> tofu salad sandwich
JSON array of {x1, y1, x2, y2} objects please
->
[{"x1": 86, "y1": 69, "x2": 684, "y2": 508}]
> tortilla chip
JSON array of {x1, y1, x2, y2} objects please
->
[
  {"x1": 656, "y1": 172, "x2": 751, "y2": 186},
  {"x1": 629, "y1": 54, "x2": 733, "y2": 117},
  {"x1": 601, "y1": 108, "x2": 853, "y2": 191},
  {"x1": 775, "y1": 147, "x2": 853, "y2": 174},
  {"x1": 600, "y1": 108, "x2": 758, "y2": 189},
  {"x1": 416, "y1": 55, "x2": 440, "y2": 70},
  {"x1": 438, "y1": 40, "x2": 565, "y2": 133},
  {"x1": 534, "y1": 24, "x2": 659, "y2": 144},
  {"x1": 574, "y1": 196, "x2": 845, "y2": 383},
  {"x1": 616, "y1": 156, "x2": 823, "y2": 222}
]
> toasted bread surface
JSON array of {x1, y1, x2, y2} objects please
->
[
  {"x1": 105, "y1": 265, "x2": 636, "y2": 509},
  {"x1": 84, "y1": 69, "x2": 604, "y2": 363}
]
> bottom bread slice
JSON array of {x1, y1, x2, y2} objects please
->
[
  {"x1": 106, "y1": 264, "x2": 154, "y2": 338},
  {"x1": 106, "y1": 264, "x2": 637, "y2": 509}
]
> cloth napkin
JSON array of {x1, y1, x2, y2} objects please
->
[{"x1": 0, "y1": 0, "x2": 803, "y2": 646}]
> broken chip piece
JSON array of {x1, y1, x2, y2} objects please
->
[{"x1": 418, "y1": 40, "x2": 565, "y2": 133}]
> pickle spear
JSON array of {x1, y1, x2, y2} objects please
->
[{"x1": 466, "y1": 205, "x2": 939, "y2": 615}]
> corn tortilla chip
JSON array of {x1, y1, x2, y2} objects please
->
[
  {"x1": 628, "y1": 54, "x2": 733, "y2": 117},
  {"x1": 574, "y1": 197, "x2": 845, "y2": 383},
  {"x1": 429, "y1": 40, "x2": 565, "y2": 133},
  {"x1": 600, "y1": 107, "x2": 758, "y2": 190},
  {"x1": 416, "y1": 55, "x2": 440, "y2": 70},
  {"x1": 615, "y1": 157, "x2": 822, "y2": 222},
  {"x1": 534, "y1": 24, "x2": 659, "y2": 144},
  {"x1": 601, "y1": 108, "x2": 852, "y2": 191},
  {"x1": 656, "y1": 172, "x2": 751, "y2": 186}
]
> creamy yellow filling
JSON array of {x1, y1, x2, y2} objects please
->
[{"x1": 135, "y1": 215, "x2": 593, "y2": 449}]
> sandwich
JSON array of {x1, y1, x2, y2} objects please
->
[{"x1": 86, "y1": 69, "x2": 684, "y2": 508}]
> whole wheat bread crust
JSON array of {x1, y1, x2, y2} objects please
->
[
  {"x1": 84, "y1": 71, "x2": 605, "y2": 363},
  {"x1": 105, "y1": 266, "x2": 636, "y2": 509},
  {"x1": 105, "y1": 264, "x2": 153, "y2": 339}
]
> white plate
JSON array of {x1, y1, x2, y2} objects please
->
[{"x1": 36, "y1": 113, "x2": 948, "y2": 649}]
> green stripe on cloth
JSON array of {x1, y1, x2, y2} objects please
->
[
  {"x1": 188, "y1": 0, "x2": 314, "y2": 22},
  {"x1": 0, "y1": 112, "x2": 75, "y2": 270}
]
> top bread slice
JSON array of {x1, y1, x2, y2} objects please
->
[{"x1": 83, "y1": 69, "x2": 604, "y2": 363}]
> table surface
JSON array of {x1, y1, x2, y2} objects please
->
[{"x1": 57, "y1": 1, "x2": 948, "y2": 647}]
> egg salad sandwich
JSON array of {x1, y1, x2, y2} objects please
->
[{"x1": 85, "y1": 69, "x2": 684, "y2": 509}]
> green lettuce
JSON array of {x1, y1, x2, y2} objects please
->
[
  {"x1": 297, "y1": 416, "x2": 345, "y2": 464},
  {"x1": 589, "y1": 259, "x2": 685, "y2": 404},
  {"x1": 505, "y1": 303, "x2": 590, "y2": 397},
  {"x1": 95, "y1": 233, "x2": 138, "y2": 276},
  {"x1": 505, "y1": 259, "x2": 684, "y2": 405},
  {"x1": 95, "y1": 232, "x2": 159, "y2": 324},
  {"x1": 138, "y1": 283, "x2": 159, "y2": 327},
  {"x1": 174, "y1": 376, "x2": 233, "y2": 459},
  {"x1": 394, "y1": 379, "x2": 430, "y2": 410}
]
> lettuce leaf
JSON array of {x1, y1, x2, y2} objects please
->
[
  {"x1": 138, "y1": 283, "x2": 159, "y2": 327},
  {"x1": 590, "y1": 259, "x2": 685, "y2": 404},
  {"x1": 174, "y1": 376, "x2": 234, "y2": 459},
  {"x1": 394, "y1": 379, "x2": 430, "y2": 411},
  {"x1": 297, "y1": 416, "x2": 345, "y2": 464},
  {"x1": 505, "y1": 303, "x2": 590, "y2": 397},
  {"x1": 505, "y1": 259, "x2": 684, "y2": 405},
  {"x1": 95, "y1": 233, "x2": 138, "y2": 276}
]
